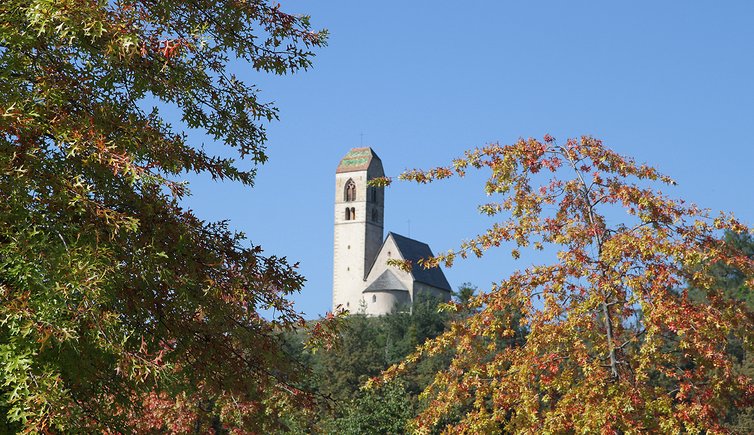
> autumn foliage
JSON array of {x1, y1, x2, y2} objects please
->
[
  {"x1": 373, "y1": 137, "x2": 754, "y2": 433},
  {"x1": 0, "y1": 0, "x2": 326, "y2": 432}
]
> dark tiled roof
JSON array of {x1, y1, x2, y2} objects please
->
[
  {"x1": 336, "y1": 147, "x2": 381, "y2": 173},
  {"x1": 389, "y1": 232, "x2": 452, "y2": 291},
  {"x1": 363, "y1": 270, "x2": 408, "y2": 293}
]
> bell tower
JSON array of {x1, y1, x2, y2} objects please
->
[{"x1": 332, "y1": 148, "x2": 385, "y2": 312}]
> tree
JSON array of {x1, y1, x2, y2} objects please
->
[
  {"x1": 704, "y1": 231, "x2": 754, "y2": 308},
  {"x1": 0, "y1": 0, "x2": 325, "y2": 432},
  {"x1": 691, "y1": 231, "x2": 754, "y2": 431},
  {"x1": 326, "y1": 381, "x2": 415, "y2": 435},
  {"x1": 307, "y1": 298, "x2": 450, "y2": 412},
  {"x1": 275, "y1": 295, "x2": 457, "y2": 433},
  {"x1": 313, "y1": 313, "x2": 387, "y2": 405},
  {"x1": 373, "y1": 137, "x2": 754, "y2": 433},
  {"x1": 454, "y1": 282, "x2": 477, "y2": 307}
]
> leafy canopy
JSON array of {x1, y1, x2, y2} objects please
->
[
  {"x1": 281, "y1": 295, "x2": 469, "y2": 433},
  {"x1": 0, "y1": 0, "x2": 325, "y2": 432},
  {"x1": 374, "y1": 136, "x2": 754, "y2": 434}
]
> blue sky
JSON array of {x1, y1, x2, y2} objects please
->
[{"x1": 181, "y1": 1, "x2": 754, "y2": 318}]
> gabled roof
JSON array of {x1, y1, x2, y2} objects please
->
[
  {"x1": 336, "y1": 147, "x2": 382, "y2": 173},
  {"x1": 368, "y1": 232, "x2": 451, "y2": 292},
  {"x1": 363, "y1": 270, "x2": 409, "y2": 293}
]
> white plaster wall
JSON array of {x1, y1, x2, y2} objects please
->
[
  {"x1": 363, "y1": 291, "x2": 411, "y2": 316},
  {"x1": 362, "y1": 235, "x2": 416, "y2": 315},
  {"x1": 364, "y1": 236, "x2": 414, "y2": 293},
  {"x1": 332, "y1": 158, "x2": 384, "y2": 312}
]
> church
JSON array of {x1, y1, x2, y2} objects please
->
[{"x1": 332, "y1": 147, "x2": 452, "y2": 316}]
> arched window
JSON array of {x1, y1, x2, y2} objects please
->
[
  {"x1": 372, "y1": 295, "x2": 377, "y2": 303},
  {"x1": 350, "y1": 207, "x2": 355, "y2": 219},
  {"x1": 345, "y1": 207, "x2": 350, "y2": 220},
  {"x1": 345, "y1": 207, "x2": 356, "y2": 221},
  {"x1": 344, "y1": 179, "x2": 356, "y2": 202}
]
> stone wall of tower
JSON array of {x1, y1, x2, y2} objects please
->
[
  {"x1": 332, "y1": 149, "x2": 384, "y2": 312},
  {"x1": 364, "y1": 162, "x2": 385, "y2": 280}
]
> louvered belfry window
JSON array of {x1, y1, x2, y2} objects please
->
[{"x1": 344, "y1": 179, "x2": 356, "y2": 202}]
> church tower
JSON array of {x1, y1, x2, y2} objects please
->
[{"x1": 332, "y1": 148, "x2": 385, "y2": 312}]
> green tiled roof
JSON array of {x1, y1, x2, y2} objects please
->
[{"x1": 336, "y1": 147, "x2": 381, "y2": 173}]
